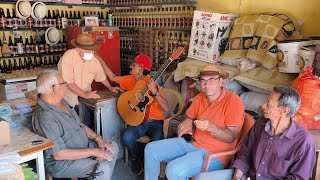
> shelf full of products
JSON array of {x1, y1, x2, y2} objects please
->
[
  {"x1": 107, "y1": 0, "x2": 196, "y2": 7},
  {"x1": 0, "y1": 0, "x2": 106, "y2": 7}
]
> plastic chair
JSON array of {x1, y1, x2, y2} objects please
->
[
  {"x1": 123, "y1": 88, "x2": 185, "y2": 173},
  {"x1": 200, "y1": 113, "x2": 255, "y2": 173}
]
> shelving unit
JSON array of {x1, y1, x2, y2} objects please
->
[
  {"x1": 116, "y1": 0, "x2": 195, "y2": 75},
  {"x1": 0, "y1": 27, "x2": 64, "y2": 31},
  {"x1": 1, "y1": 52, "x2": 64, "y2": 59},
  {"x1": 0, "y1": 1, "x2": 106, "y2": 8}
]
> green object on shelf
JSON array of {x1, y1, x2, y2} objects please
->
[{"x1": 20, "y1": 163, "x2": 37, "y2": 180}]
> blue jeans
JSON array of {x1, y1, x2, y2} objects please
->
[
  {"x1": 123, "y1": 120, "x2": 164, "y2": 160},
  {"x1": 195, "y1": 169, "x2": 247, "y2": 180},
  {"x1": 145, "y1": 137, "x2": 224, "y2": 180}
]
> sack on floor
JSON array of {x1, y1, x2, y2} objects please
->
[{"x1": 292, "y1": 66, "x2": 320, "y2": 129}]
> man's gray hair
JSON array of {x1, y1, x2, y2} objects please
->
[
  {"x1": 273, "y1": 86, "x2": 301, "y2": 118},
  {"x1": 36, "y1": 70, "x2": 60, "y2": 94}
]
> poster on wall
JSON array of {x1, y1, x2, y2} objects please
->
[{"x1": 188, "y1": 10, "x2": 238, "y2": 63}]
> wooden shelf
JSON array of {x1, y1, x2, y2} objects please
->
[
  {"x1": 0, "y1": 27, "x2": 65, "y2": 32},
  {"x1": 108, "y1": 1, "x2": 196, "y2": 8},
  {"x1": 0, "y1": 52, "x2": 64, "y2": 59},
  {"x1": 119, "y1": 27, "x2": 191, "y2": 32},
  {"x1": 0, "y1": 1, "x2": 106, "y2": 8}
]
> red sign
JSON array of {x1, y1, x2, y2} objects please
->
[
  {"x1": 220, "y1": 16, "x2": 229, "y2": 21},
  {"x1": 201, "y1": 13, "x2": 212, "y2": 17}
]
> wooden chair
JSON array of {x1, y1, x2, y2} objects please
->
[
  {"x1": 200, "y1": 113, "x2": 255, "y2": 173},
  {"x1": 124, "y1": 88, "x2": 185, "y2": 171}
]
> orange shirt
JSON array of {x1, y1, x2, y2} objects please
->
[
  {"x1": 118, "y1": 75, "x2": 165, "y2": 120},
  {"x1": 58, "y1": 49, "x2": 106, "y2": 106},
  {"x1": 186, "y1": 88, "x2": 245, "y2": 166}
]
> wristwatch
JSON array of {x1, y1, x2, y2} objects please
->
[{"x1": 154, "y1": 91, "x2": 160, "y2": 96}]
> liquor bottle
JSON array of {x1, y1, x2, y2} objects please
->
[
  {"x1": 77, "y1": 11, "x2": 81, "y2": 20},
  {"x1": 8, "y1": 36, "x2": 14, "y2": 56},
  {"x1": 0, "y1": 8, "x2": 6, "y2": 29},
  {"x1": 33, "y1": 57, "x2": 38, "y2": 68},
  {"x1": 39, "y1": 35, "x2": 45, "y2": 53},
  {"x1": 52, "y1": 10, "x2": 57, "y2": 27},
  {"x1": 62, "y1": 35, "x2": 67, "y2": 51},
  {"x1": 47, "y1": 10, "x2": 52, "y2": 27},
  {"x1": 25, "y1": 33, "x2": 31, "y2": 54},
  {"x1": 43, "y1": 56, "x2": 48, "y2": 68},
  {"x1": 12, "y1": 8, "x2": 18, "y2": 29},
  {"x1": 2, "y1": 60, "x2": 8, "y2": 73},
  {"x1": 7, "y1": 59, "x2": 12, "y2": 73},
  {"x1": 56, "y1": 10, "x2": 62, "y2": 28},
  {"x1": 27, "y1": 57, "x2": 33, "y2": 69},
  {"x1": 48, "y1": 56, "x2": 53, "y2": 67},
  {"x1": 12, "y1": 58, "x2": 17, "y2": 71},
  {"x1": 23, "y1": 57, "x2": 29, "y2": 70},
  {"x1": 6, "y1": 9, "x2": 13, "y2": 29},
  {"x1": 30, "y1": 36, "x2": 35, "y2": 54},
  {"x1": 18, "y1": 58, "x2": 23, "y2": 70},
  {"x1": 37, "y1": 57, "x2": 42, "y2": 68},
  {"x1": 17, "y1": 35, "x2": 24, "y2": 55}
]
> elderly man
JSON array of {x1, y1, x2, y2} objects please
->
[
  {"x1": 144, "y1": 65, "x2": 245, "y2": 179},
  {"x1": 196, "y1": 86, "x2": 316, "y2": 180},
  {"x1": 32, "y1": 70, "x2": 118, "y2": 179},
  {"x1": 58, "y1": 33, "x2": 121, "y2": 125}
]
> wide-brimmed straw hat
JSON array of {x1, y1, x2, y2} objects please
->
[
  {"x1": 45, "y1": 27, "x2": 60, "y2": 45},
  {"x1": 16, "y1": 0, "x2": 32, "y2": 19},
  {"x1": 197, "y1": 65, "x2": 229, "y2": 79},
  {"x1": 71, "y1": 34, "x2": 101, "y2": 51},
  {"x1": 31, "y1": 2, "x2": 47, "y2": 19}
]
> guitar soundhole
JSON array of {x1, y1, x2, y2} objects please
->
[{"x1": 136, "y1": 90, "x2": 145, "y2": 102}]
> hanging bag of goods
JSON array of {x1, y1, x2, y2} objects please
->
[{"x1": 292, "y1": 66, "x2": 320, "y2": 129}]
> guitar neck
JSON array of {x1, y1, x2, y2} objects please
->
[{"x1": 141, "y1": 57, "x2": 173, "y2": 94}]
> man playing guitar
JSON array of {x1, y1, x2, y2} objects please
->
[{"x1": 98, "y1": 53, "x2": 168, "y2": 175}]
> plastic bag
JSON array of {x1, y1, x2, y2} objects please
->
[
  {"x1": 0, "y1": 152, "x2": 24, "y2": 180},
  {"x1": 292, "y1": 66, "x2": 320, "y2": 129}
]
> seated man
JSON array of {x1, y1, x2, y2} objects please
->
[
  {"x1": 196, "y1": 86, "x2": 316, "y2": 180},
  {"x1": 98, "y1": 53, "x2": 169, "y2": 175},
  {"x1": 32, "y1": 70, "x2": 118, "y2": 180},
  {"x1": 144, "y1": 65, "x2": 245, "y2": 179}
]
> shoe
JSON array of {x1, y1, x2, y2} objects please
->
[{"x1": 131, "y1": 159, "x2": 143, "y2": 175}]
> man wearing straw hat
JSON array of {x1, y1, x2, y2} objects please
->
[
  {"x1": 58, "y1": 33, "x2": 121, "y2": 125},
  {"x1": 144, "y1": 65, "x2": 245, "y2": 179}
]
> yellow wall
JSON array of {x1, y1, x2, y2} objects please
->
[{"x1": 196, "y1": 0, "x2": 320, "y2": 38}]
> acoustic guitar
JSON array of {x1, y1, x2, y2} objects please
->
[{"x1": 117, "y1": 47, "x2": 185, "y2": 126}]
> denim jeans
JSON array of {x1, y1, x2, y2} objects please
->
[
  {"x1": 195, "y1": 169, "x2": 247, "y2": 180},
  {"x1": 145, "y1": 137, "x2": 224, "y2": 180},
  {"x1": 123, "y1": 120, "x2": 164, "y2": 160}
]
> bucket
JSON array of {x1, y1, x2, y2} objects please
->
[
  {"x1": 299, "y1": 45, "x2": 316, "y2": 72},
  {"x1": 277, "y1": 39, "x2": 313, "y2": 73}
]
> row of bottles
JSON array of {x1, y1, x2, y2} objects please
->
[
  {"x1": 120, "y1": 51, "x2": 137, "y2": 75},
  {"x1": 1, "y1": 0, "x2": 105, "y2": 4},
  {"x1": 120, "y1": 30, "x2": 190, "y2": 55},
  {"x1": 0, "y1": 55, "x2": 61, "y2": 74},
  {"x1": 0, "y1": 8, "x2": 108, "y2": 29},
  {"x1": 112, "y1": 6, "x2": 195, "y2": 28},
  {"x1": 106, "y1": 0, "x2": 193, "y2": 5},
  {"x1": 0, "y1": 33, "x2": 67, "y2": 57}
]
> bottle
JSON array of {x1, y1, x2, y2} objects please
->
[
  {"x1": 6, "y1": 9, "x2": 13, "y2": 29},
  {"x1": 12, "y1": 8, "x2": 18, "y2": 29},
  {"x1": 25, "y1": 33, "x2": 31, "y2": 54},
  {"x1": 0, "y1": 8, "x2": 6, "y2": 29},
  {"x1": 17, "y1": 35, "x2": 24, "y2": 55},
  {"x1": 52, "y1": 10, "x2": 57, "y2": 27},
  {"x1": 62, "y1": 35, "x2": 67, "y2": 51},
  {"x1": 18, "y1": 58, "x2": 23, "y2": 70},
  {"x1": 2, "y1": 60, "x2": 7, "y2": 73},
  {"x1": 12, "y1": 37, "x2": 17, "y2": 56},
  {"x1": 30, "y1": 36, "x2": 35, "y2": 54},
  {"x1": 8, "y1": 36, "x2": 14, "y2": 56},
  {"x1": 43, "y1": 56, "x2": 48, "y2": 68},
  {"x1": 33, "y1": 57, "x2": 38, "y2": 68},
  {"x1": 27, "y1": 57, "x2": 33, "y2": 69},
  {"x1": 48, "y1": 56, "x2": 53, "y2": 67},
  {"x1": 12, "y1": 58, "x2": 17, "y2": 71},
  {"x1": 23, "y1": 57, "x2": 29, "y2": 70},
  {"x1": 108, "y1": 12, "x2": 113, "y2": 27},
  {"x1": 39, "y1": 35, "x2": 45, "y2": 53},
  {"x1": 56, "y1": 10, "x2": 62, "y2": 28},
  {"x1": 46, "y1": 10, "x2": 52, "y2": 27},
  {"x1": 7, "y1": 59, "x2": 12, "y2": 73}
]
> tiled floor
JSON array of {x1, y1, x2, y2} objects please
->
[{"x1": 112, "y1": 158, "x2": 144, "y2": 180}]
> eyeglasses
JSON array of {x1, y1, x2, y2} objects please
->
[
  {"x1": 199, "y1": 77, "x2": 220, "y2": 85},
  {"x1": 52, "y1": 81, "x2": 68, "y2": 87}
]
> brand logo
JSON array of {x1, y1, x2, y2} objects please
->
[
  {"x1": 201, "y1": 13, "x2": 212, "y2": 17},
  {"x1": 220, "y1": 16, "x2": 229, "y2": 21}
]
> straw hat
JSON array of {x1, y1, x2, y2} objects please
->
[
  {"x1": 31, "y1": 2, "x2": 47, "y2": 19},
  {"x1": 16, "y1": 0, "x2": 32, "y2": 19},
  {"x1": 70, "y1": 34, "x2": 101, "y2": 51},
  {"x1": 45, "y1": 27, "x2": 60, "y2": 45},
  {"x1": 197, "y1": 65, "x2": 229, "y2": 79}
]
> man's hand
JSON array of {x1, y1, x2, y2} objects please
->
[
  {"x1": 96, "y1": 138, "x2": 115, "y2": 155},
  {"x1": 194, "y1": 119, "x2": 217, "y2": 132},
  {"x1": 109, "y1": 86, "x2": 123, "y2": 93},
  {"x1": 92, "y1": 148, "x2": 113, "y2": 161},
  {"x1": 147, "y1": 79, "x2": 158, "y2": 94},
  {"x1": 232, "y1": 169, "x2": 247, "y2": 180},
  {"x1": 178, "y1": 118, "x2": 193, "y2": 137},
  {"x1": 84, "y1": 91, "x2": 101, "y2": 99}
]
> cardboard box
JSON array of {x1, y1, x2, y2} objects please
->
[
  {"x1": 188, "y1": 10, "x2": 238, "y2": 63},
  {"x1": 85, "y1": 16, "x2": 99, "y2": 27},
  {"x1": 0, "y1": 120, "x2": 10, "y2": 146}
]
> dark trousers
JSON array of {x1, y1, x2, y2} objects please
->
[{"x1": 123, "y1": 120, "x2": 164, "y2": 160}]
